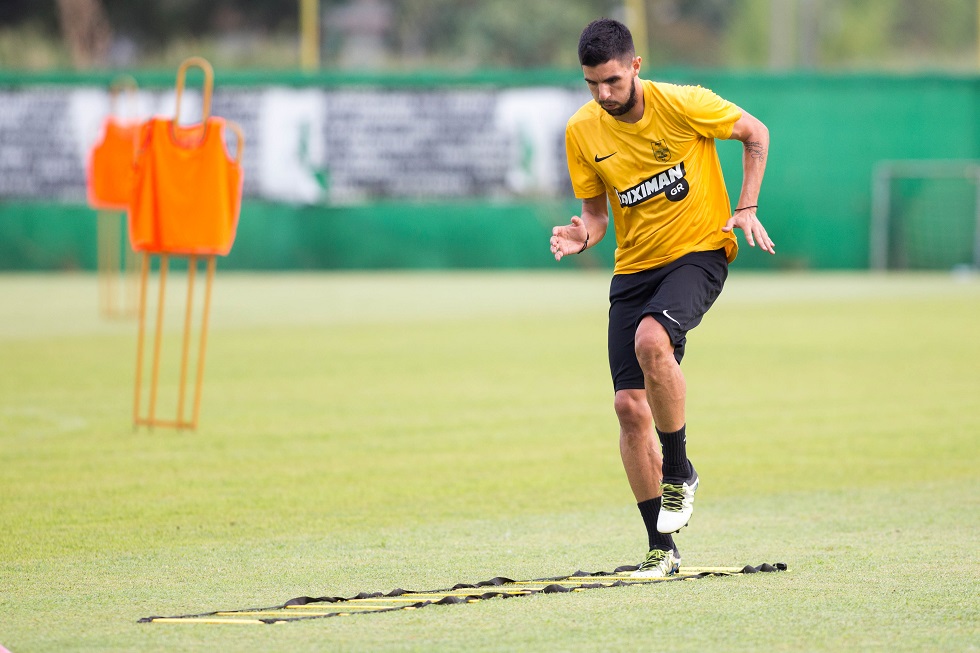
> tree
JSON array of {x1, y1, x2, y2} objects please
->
[{"x1": 56, "y1": 0, "x2": 112, "y2": 69}]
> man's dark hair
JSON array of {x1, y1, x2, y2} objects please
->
[{"x1": 577, "y1": 18, "x2": 635, "y2": 67}]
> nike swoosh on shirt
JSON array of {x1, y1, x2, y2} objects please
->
[{"x1": 594, "y1": 152, "x2": 617, "y2": 163}]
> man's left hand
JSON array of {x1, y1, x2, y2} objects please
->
[{"x1": 722, "y1": 209, "x2": 775, "y2": 255}]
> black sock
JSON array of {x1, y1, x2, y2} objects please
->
[
  {"x1": 657, "y1": 424, "x2": 691, "y2": 480},
  {"x1": 637, "y1": 497, "x2": 677, "y2": 553}
]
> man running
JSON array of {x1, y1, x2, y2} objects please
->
[{"x1": 551, "y1": 18, "x2": 775, "y2": 577}]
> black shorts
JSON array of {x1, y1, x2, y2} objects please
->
[{"x1": 608, "y1": 249, "x2": 728, "y2": 391}]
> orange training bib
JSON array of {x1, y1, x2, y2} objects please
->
[
  {"x1": 87, "y1": 117, "x2": 139, "y2": 210},
  {"x1": 129, "y1": 116, "x2": 243, "y2": 256}
]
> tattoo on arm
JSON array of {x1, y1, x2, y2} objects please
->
[{"x1": 745, "y1": 140, "x2": 766, "y2": 162}]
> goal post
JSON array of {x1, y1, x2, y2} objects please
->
[{"x1": 870, "y1": 160, "x2": 980, "y2": 270}]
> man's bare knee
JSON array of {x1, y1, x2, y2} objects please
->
[
  {"x1": 614, "y1": 390, "x2": 650, "y2": 434},
  {"x1": 634, "y1": 317, "x2": 675, "y2": 374}
]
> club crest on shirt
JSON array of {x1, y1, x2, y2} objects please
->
[{"x1": 652, "y1": 140, "x2": 670, "y2": 163}]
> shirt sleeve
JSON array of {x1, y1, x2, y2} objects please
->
[
  {"x1": 674, "y1": 85, "x2": 742, "y2": 140},
  {"x1": 565, "y1": 124, "x2": 606, "y2": 199}
]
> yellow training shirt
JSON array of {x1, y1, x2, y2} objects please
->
[{"x1": 565, "y1": 79, "x2": 742, "y2": 274}]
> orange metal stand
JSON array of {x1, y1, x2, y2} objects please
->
[
  {"x1": 92, "y1": 76, "x2": 140, "y2": 319},
  {"x1": 97, "y1": 210, "x2": 138, "y2": 319},
  {"x1": 130, "y1": 57, "x2": 243, "y2": 431},
  {"x1": 133, "y1": 253, "x2": 216, "y2": 430}
]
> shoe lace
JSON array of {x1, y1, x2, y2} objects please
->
[
  {"x1": 637, "y1": 548, "x2": 668, "y2": 571},
  {"x1": 661, "y1": 483, "x2": 685, "y2": 512}
]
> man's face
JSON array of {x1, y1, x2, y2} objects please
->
[{"x1": 583, "y1": 56, "x2": 640, "y2": 117}]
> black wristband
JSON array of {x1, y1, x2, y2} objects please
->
[
  {"x1": 578, "y1": 232, "x2": 589, "y2": 253},
  {"x1": 734, "y1": 205, "x2": 758, "y2": 212}
]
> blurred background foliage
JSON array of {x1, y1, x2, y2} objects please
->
[{"x1": 0, "y1": 0, "x2": 977, "y2": 71}]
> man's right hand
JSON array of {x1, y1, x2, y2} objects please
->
[{"x1": 550, "y1": 215, "x2": 589, "y2": 261}]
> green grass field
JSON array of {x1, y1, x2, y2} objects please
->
[{"x1": 1, "y1": 270, "x2": 977, "y2": 652}]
